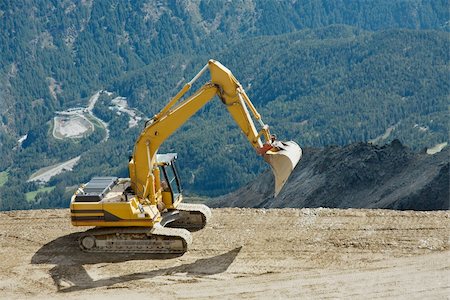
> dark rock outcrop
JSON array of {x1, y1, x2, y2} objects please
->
[{"x1": 211, "y1": 140, "x2": 449, "y2": 210}]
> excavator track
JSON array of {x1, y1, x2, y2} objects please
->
[
  {"x1": 168, "y1": 203, "x2": 212, "y2": 231},
  {"x1": 78, "y1": 225, "x2": 192, "y2": 254}
]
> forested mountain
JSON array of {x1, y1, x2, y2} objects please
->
[{"x1": 0, "y1": 0, "x2": 448, "y2": 210}]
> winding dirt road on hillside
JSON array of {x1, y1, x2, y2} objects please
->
[{"x1": 0, "y1": 208, "x2": 448, "y2": 299}]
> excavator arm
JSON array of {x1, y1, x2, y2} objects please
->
[{"x1": 129, "y1": 60, "x2": 301, "y2": 202}]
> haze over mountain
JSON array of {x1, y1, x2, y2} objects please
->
[{"x1": 0, "y1": 0, "x2": 448, "y2": 210}]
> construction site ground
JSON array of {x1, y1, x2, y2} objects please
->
[{"x1": 0, "y1": 208, "x2": 448, "y2": 299}]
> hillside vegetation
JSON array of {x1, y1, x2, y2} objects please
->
[{"x1": 0, "y1": 0, "x2": 448, "y2": 210}]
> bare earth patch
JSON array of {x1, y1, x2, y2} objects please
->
[
  {"x1": 28, "y1": 156, "x2": 80, "y2": 183},
  {"x1": 0, "y1": 208, "x2": 448, "y2": 299},
  {"x1": 53, "y1": 115, "x2": 93, "y2": 139}
]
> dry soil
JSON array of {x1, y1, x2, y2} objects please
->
[{"x1": 0, "y1": 208, "x2": 448, "y2": 299}]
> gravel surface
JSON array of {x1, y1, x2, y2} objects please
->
[{"x1": 0, "y1": 208, "x2": 448, "y2": 299}]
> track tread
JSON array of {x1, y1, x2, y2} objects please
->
[{"x1": 79, "y1": 226, "x2": 192, "y2": 254}]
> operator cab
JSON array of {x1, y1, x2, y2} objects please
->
[{"x1": 156, "y1": 153, "x2": 182, "y2": 206}]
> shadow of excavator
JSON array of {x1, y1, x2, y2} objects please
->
[{"x1": 31, "y1": 232, "x2": 241, "y2": 293}]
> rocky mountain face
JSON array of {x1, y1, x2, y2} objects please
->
[{"x1": 211, "y1": 140, "x2": 449, "y2": 210}]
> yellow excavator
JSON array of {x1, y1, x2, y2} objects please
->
[{"x1": 70, "y1": 60, "x2": 302, "y2": 254}]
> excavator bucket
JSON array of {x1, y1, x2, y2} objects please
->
[{"x1": 264, "y1": 141, "x2": 302, "y2": 197}]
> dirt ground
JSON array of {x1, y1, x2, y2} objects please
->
[
  {"x1": 28, "y1": 156, "x2": 80, "y2": 183},
  {"x1": 0, "y1": 208, "x2": 448, "y2": 299},
  {"x1": 53, "y1": 115, "x2": 93, "y2": 139}
]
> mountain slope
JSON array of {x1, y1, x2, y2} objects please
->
[
  {"x1": 211, "y1": 140, "x2": 449, "y2": 210},
  {"x1": 0, "y1": 1, "x2": 449, "y2": 209},
  {"x1": 1, "y1": 0, "x2": 448, "y2": 141}
]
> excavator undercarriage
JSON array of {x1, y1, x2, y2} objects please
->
[
  {"x1": 72, "y1": 177, "x2": 211, "y2": 254},
  {"x1": 77, "y1": 205, "x2": 211, "y2": 254},
  {"x1": 78, "y1": 226, "x2": 192, "y2": 254}
]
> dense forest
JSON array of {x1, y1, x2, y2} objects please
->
[{"x1": 0, "y1": 0, "x2": 448, "y2": 210}]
